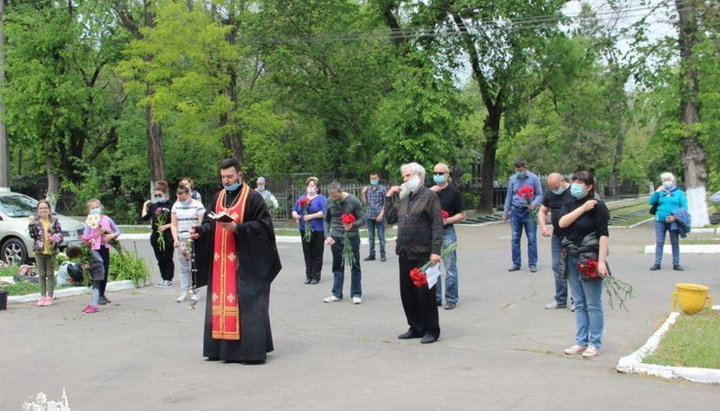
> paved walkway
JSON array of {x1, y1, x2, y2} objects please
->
[{"x1": 2, "y1": 222, "x2": 718, "y2": 409}]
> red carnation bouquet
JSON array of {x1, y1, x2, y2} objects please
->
[
  {"x1": 341, "y1": 213, "x2": 357, "y2": 267},
  {"x1": 298, "y1": 197, "x2": 313, "y2": 242},
  {"x1": 516, "y1": 186, "x2": 538, "y2": 223},
  {"x1": 577, "y1": 257, "x2": 634, "y2": 311},
  {"x1": 440, "y1": 210, "x2": 450, "y2": 219},
  {"x1": 409, "y1": 243, "x2": 458, "y2": 288}
]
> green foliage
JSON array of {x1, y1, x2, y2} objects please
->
[
  {"x1": 108, "y1": 248, "x2": 150, "y2": 288},
  {"x1": 371, "y1": 53, "x2": 466, "y2": 177}
]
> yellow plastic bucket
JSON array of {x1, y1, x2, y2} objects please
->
[{"x1": 672, "y1": 283, "x2": 713, "y2": 315}]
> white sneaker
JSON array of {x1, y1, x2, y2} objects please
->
[
  {"x1": 582, "y1": 346, "x2": 599, "y2": 358},
  {"x1": 190, "y1": 294, "x2": 199, "y2": 303},
  {"x1": 323, "y1": 295, "x2": 341, "y2": 303},
  {"x1": 156, "y1": 280, "x2": 172, "y2": 288},
  {"x1": 352, "y1": 296, "x2": 362, "y2": 304},
  {"x1": 176, "y1": 292, "x2": 188, "y2": 303},
  {"x1": 564, "y1": 344, "x2": 587, "y2": 355},
  {"x1": 545, "y1": 301, "x2": 567, "y2": 309}
]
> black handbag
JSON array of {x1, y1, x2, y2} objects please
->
[{"x1": 649, "y1": 198, "x2": 659, "y2": 215}]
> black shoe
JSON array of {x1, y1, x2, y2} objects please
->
[
  {"x1": 420, "y1": 333, "x2": 437, "y2": 344},
  {"x1": 436, "y1": 300, "x2": 442, "y2": 307},
  {"x1": 98, "y1": 296, "x2": 110, "y2": 305},
  {"x1": 529, "y1": 266, "x2": 537, "y2": 273},
  {"x1": 508, "y1": 266, "x2": 520, "y2": 272},
  {"x1": 673, "y1": 264, "x2": 684, "y2": 271},
  {"x1": 304, "y1": 278, "x2": 312, "y2": 284},
  {"x1": 398, "y1": 330, "x2": 421, "y2": 339},
  {"x1": 380, "y1": 256, "x2": 387, "y2": 262},
  {"x1": 309, "y1": 279, "x2": 319, "y2": 284},
  {"x1": 649, "y1": 264, "x2": 661, "y2": 271},
  {"x1": 444, "y1": 302, "x2": 456, "y2": 310},
  {"x1": 364, "y1": 256, "x2": 376, "y2": 261}
]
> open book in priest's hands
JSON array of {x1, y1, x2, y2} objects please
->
[{"x1": 207, "y1": 211, "x2": 234, "y2": 223}]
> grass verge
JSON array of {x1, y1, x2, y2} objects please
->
[{"x1": 644, "y1": 311, "x2": 720, "y2": 369}]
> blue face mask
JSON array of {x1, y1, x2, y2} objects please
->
[
  {"x1": 90, "y1": 208, "x2": 102, "y2": 215},
  {"x1": 224, "y1": 182, "x2": 240, "y2": 192},
  {"x1": 370, "y1": 180, "x2": 379, "y2": 186},
  {"x1": 662, "y1": 181, "x2": 675, "y2": 190},
  {"x1": 257, "y1": 185, "x2": 266, "y2": 192},
  {"x1": 552, "y1": 187, "x2": 566, "y2": 195},
  {"x1": 570, "y1": 183, "x2": 586, "y2": 199},
  {"x1": 181, "y1": 199, "x2": 191, "y2": 206},
  {"x1": 433, "y1": 175, "x2": 447, "y2": 185},
  {"x1": 515, "y1": 170, "x2": 527, "y2": 178},
  {"x1": 153, "y1": 197, "x2": 166, "y2": 204}
]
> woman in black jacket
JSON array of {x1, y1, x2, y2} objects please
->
[{"x1": 558, "y1": 171, "x2": 610, "y2": 359}]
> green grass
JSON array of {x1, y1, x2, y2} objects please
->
[{"x1": 644, "y1": 311, "x2": 720, "y2": 369}]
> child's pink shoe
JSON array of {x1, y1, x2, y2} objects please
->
[
  {"x1": 45, "y1": 297, "x2": 53, "y2": 306},
  {"x1": 37, "y1": 297, "x2": 47, "y2": 306},
  {"x1": 85, "y1": 305, "x2": 99, "y2": 314},
  {"x1": 81, "y1": 304, "x2": 92, "y2": 312}
]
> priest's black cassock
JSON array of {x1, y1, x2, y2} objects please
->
[{"x1": 194, "y1": 183, "x2": 282, "y2": 362}]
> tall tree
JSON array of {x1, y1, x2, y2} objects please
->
[
  {"x1": 112, "y1": 0, "x2": 166, "y2": 182},
  {"x1": 675, "y1": 0, "x2": 709, "y2": 226},
  {"x1": 0, "y1": 0, "x2": 7, "y2": 190},
  {"x1": 3, "y1": 0, "x2": 124, "y2": 197},
  {"x1": 380, "y1": 1, "x2": 578, "y2": 213}
]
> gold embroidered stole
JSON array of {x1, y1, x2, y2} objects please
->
[{"x1": 211, "y1": 185, "x2": 249, "y2": 340}]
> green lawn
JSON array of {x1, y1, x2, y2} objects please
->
[{"x1": 644, "y1": 311, "x2": 720, "y2": 369}]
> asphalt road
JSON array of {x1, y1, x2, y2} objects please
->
[{"x1": 1, "y1": 222, "x2": 718, "y2": 410}]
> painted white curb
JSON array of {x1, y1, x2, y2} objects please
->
[
  {"x1": 644, "y1": 244, "x2": 720, "y2": 254},
  {"x1": 617, "y1": 306, "x2": 720, "y2": 384},
  {"x1": 8, "y1": 280, "x2": 142, "y2": 304}
]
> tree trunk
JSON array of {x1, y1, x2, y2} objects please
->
[
  {"x1": 220, "y1": 26, "x2": 243, "y2": 163},
  {"x1": 0, "y1": 0, "x2": 8, "y2": 189},
  {"x1": 145, "y1": 85, "x2": 166, "y2": 182},
  {"x1": 143, "y1": 3, "x2": 165, "y2": 182},
  {"x1": 676, "y1": 0, "x2": 709, "y2": 227},
  {"x1": 478, "y1": 107, "x2": 502, "y2": 215}
]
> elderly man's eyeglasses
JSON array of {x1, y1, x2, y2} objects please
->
[{"x1": 433, "y1": 172, "x2": 447, "y2": 175}]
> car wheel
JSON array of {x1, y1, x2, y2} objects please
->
[{"x1": 1, "y1": 237, "x2": 28, "y2": 265}]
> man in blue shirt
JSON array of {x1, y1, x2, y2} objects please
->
[
  {"x1": 502, "y1": 160, "x2": 543, "y2": 272},
  {"x1": 362, "y1": 172, "x2": 387, "y2": 262}
]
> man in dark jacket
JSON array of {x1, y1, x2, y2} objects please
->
[{"x1": 385, "y1": 162, "x2": 443, "y2": 344}]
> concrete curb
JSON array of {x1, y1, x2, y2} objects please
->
[
  {"x1": 617, "y1": 306, "x2": 720, "y2": 384},
  {"x1": 8, "y1": 280, "x2": 142, "y2": 304},
  {"x1": 644, "y1": 244, "x2": 720, "y2": 254}
]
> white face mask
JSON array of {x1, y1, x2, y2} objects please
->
[
  {"x1": 400, "y1": 175, "x2": 421, "y2": 199},
  {"x1": 307, "y1": 187, "x2": 317, "y2": 195}
]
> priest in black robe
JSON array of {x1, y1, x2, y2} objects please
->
[{"x1": 192, "y1": 158, "x2": 282, "y2": 363}]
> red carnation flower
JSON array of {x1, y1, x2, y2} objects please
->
[
  {"x1": 517, "y1": 186, "x2": 535, "y2": 200},
  {"x1": 298, "y1": 198, "x2": 311, "y2": 208},
  {"x1": 409, "y1": 267, "x2": 428, "y2": 288},
  {"x1": 440, "y1": 210, "x2": 450, "y2": 219},
  {"x1": 341, "y1": 213, "x2": 357, "y2": 225}
]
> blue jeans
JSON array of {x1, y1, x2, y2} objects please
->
[
  {"x1": 654, "y1": 220, "x2": 680, "y2": 265},
  {"x1": 435, "y1": 226, "x2": 459, "y2": 304},
  {"x1": 510, "y1": 208, "x2": 538, "y2": 267},
  {"x1": 366, "y1": 218, "x2": 386, "y2": 258},
  {"x1": 567, "y1": 255, "x2": 604, "y2": 348},
  {"x1": 551, "y1": 234, "x2": 568, "y2": 305},
  {"x1": 330, "y1": 235, "x2": 362, "y2": 299}
]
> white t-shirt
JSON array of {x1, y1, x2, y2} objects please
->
[{"x1": 172, "y1": 199, "x2": 205, "y2": 238}]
